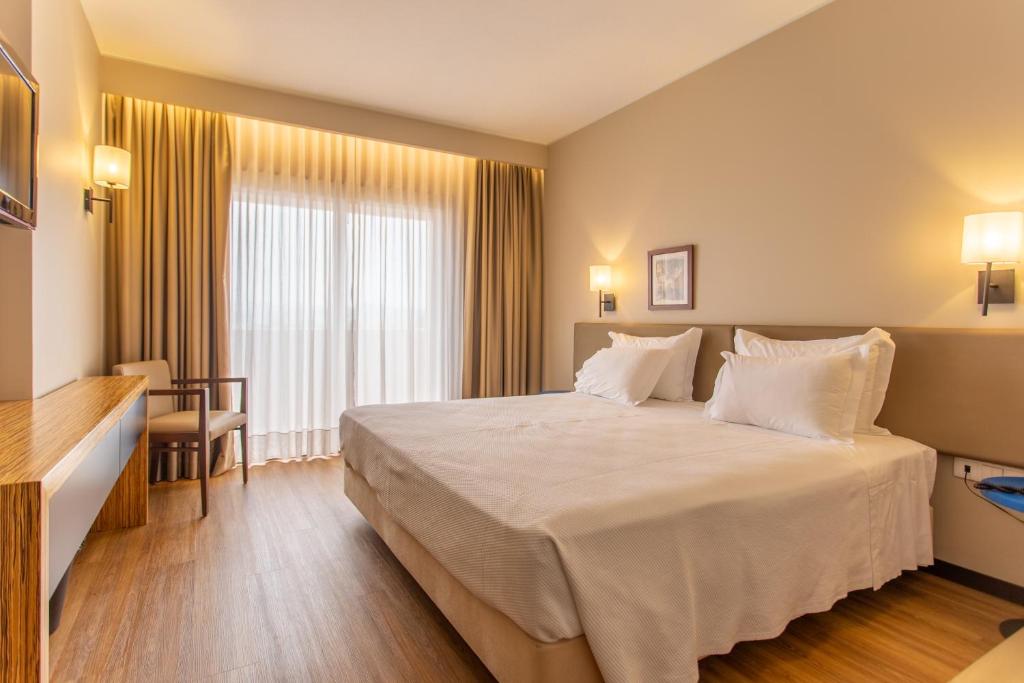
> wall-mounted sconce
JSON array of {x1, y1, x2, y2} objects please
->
[
  {"x1": 84, "y1": 145, "x2": 131, "y2": 222},
  {"x1": 961, "y1": 211, "x2": 1022, "y2": 316},
  {"x1": 589, "y1": 264, "x2": 615, "y2": 318}
]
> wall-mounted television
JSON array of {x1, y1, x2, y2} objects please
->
[{"x1": 0, "y1": 36, "x2": 37, "y2": 230}]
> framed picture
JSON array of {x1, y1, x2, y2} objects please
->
[{"x1": 648, "y1": 245, "x2": 694, "y2": 310}]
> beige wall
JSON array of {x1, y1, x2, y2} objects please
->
[
  {"x1": 934, "y1": 454, "x2": 1024, "y2": 586},
  {"x1": 30, "y1": 0, "x2": 103, "y2": 395},
  {"x1": 0, "y1": 0, "x2": 31, "y2": 65},
  {"x1": 0, "y1": 0, "x2": 102, "y2": 399},
  {"x1": 0, "y1": 228, "x2": 33, "y2": 399},
  {"x1": 544, "y1": 0, "x2": 1024, "y2": 583},
  {"x1": 100, "y1": 57, "x2": 547, "y2": 169},
  {"x1": 0, "y1": 0, "x2": 34, "y2": 400}
]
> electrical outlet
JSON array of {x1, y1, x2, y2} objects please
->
[{"x1": 953, "y1": 457, "x2": 1004, "y2": 482}]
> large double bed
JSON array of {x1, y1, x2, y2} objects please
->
[{"x1": 340, "y1": 323, "x2": 1016, "y2": 682}]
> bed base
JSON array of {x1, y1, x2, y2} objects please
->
[{"x1": 343, "y1": 464, "x2": 603, "y2": 683}]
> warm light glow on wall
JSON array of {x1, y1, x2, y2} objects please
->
[
  {"x1": 589, "y1": 265, "x2": 612, "y2": 292},
  {"x1": 961, "y1": 211, "x2": 1024, "y2": 264},
  {"x1": 92, "y1": 145, "x2": 131, "y2": 189}
]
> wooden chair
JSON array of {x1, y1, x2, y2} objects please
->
[{"x1": 112, "y1": 360, "x2": 249, "y2": 516}]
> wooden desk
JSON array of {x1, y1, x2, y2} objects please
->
[{"x1": 0, "y1": 377, "x2": 149, "y2": 681}]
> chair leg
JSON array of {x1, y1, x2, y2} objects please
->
[
  {"x1": 240, "y1": 424, "x2": 249, "y2": 484},
  {"x1": 148, "y1": 439, "x2": 159, "y2": 484},
  {"x1": 199, "y1": 438, "x2": 209, "y2": 517}
]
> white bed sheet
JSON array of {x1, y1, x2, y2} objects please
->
[{"x1": 341, "y1": 393, "x2": 936, "y2": 683}]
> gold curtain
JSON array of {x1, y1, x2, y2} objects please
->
[
  {"x1": 462, "y1": 160, "x2": 544, "y2": 398},
  {"x1": 103, "y1": 94, "x2": 234, "y2": 480}
]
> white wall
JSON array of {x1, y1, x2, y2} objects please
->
[{"x1": 30, "y1": 0, "x2": 103, "y2": 395}]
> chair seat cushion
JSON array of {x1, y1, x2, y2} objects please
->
[{"x1": 149, "y1": 410, "x2": 247, "y2": 440}]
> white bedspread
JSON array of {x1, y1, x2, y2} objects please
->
[{"x1": 340, "y1": 393, "x2": 936, "y2": 683}]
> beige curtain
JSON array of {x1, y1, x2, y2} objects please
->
[
  {"x1": 462, "y1": 160, "x2": 544, "y2": 397},
  {"x1": 103, "y1": 94, "x2": 234, "y2": 480}
]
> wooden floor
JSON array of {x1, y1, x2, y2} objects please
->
[{"x1": 51, "y1": 457, "x2": 1020, "y2": 682}]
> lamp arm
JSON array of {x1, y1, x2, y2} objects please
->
[
  {"x1": 982, "y1": 261, "x2": 992, "y2": 316},
  {"x1": 83, "y1": 188, "x2": 116, "y2": 224}
]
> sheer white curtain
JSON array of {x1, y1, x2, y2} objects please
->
[{"x1": 228, "y1": 116, "x2": 474, "y2": 463}]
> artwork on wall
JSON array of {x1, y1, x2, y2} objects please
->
[{"x1": 648, "y1": 245, "x2": 694, "y2": 310}]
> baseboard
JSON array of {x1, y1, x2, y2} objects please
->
[{"x1": 925, "y1": 560, "x2": 1024, "y2": 606}]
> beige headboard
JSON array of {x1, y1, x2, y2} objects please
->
[{"x1": 573, "y1": 322, "x2": 1024, "y2": 468}]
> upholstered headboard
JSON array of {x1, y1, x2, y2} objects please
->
[{"x1": 572, "y1": 322, "x2": 1024, "y2": 468}]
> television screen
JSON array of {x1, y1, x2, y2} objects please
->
[{"x1": 0, "y1": 41, "x2": 36, "y2": 229}]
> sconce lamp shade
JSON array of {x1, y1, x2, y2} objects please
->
[
  {"x1": 961, "y1": 212, "x2": 1024, "y2": 264},
  {"x1": 589, "y1": 265, "x2": 612, "y2": 292},
  {"x1": 93, "y1": 145, "x2": 131, "y2": 189}
]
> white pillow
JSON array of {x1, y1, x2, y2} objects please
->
[
  {"x1": 574, "y1": 347, "x2": 673, "y2": 406},
  {"x1": 608, "y1": 328, "x2": 703, "y2": 401},
  {"x1": 704, "y1": 349, "x2": 869, "y2": 442},
  {"x1": 734, "y1": 328, "x2": 895, "y2": 434}
]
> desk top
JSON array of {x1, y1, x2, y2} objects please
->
[{"x1": 0, "y1": 377, "x2": 147, "y2": 491}]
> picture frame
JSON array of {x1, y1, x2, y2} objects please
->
[{"x1": 648, "y1": 245, "x2": 694, "y2": 310}]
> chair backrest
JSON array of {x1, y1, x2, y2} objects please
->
[{"x1": 113, "y1": 359, "x2": 174, "y2": 417}]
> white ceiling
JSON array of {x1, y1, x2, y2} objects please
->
[{"x1": 80, "y1": 0, "x2": 831, "y2": 144}]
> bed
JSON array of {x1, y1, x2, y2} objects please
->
[{"x1": 340, "y1": 323, "x2": 1020, "y2": 683}]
